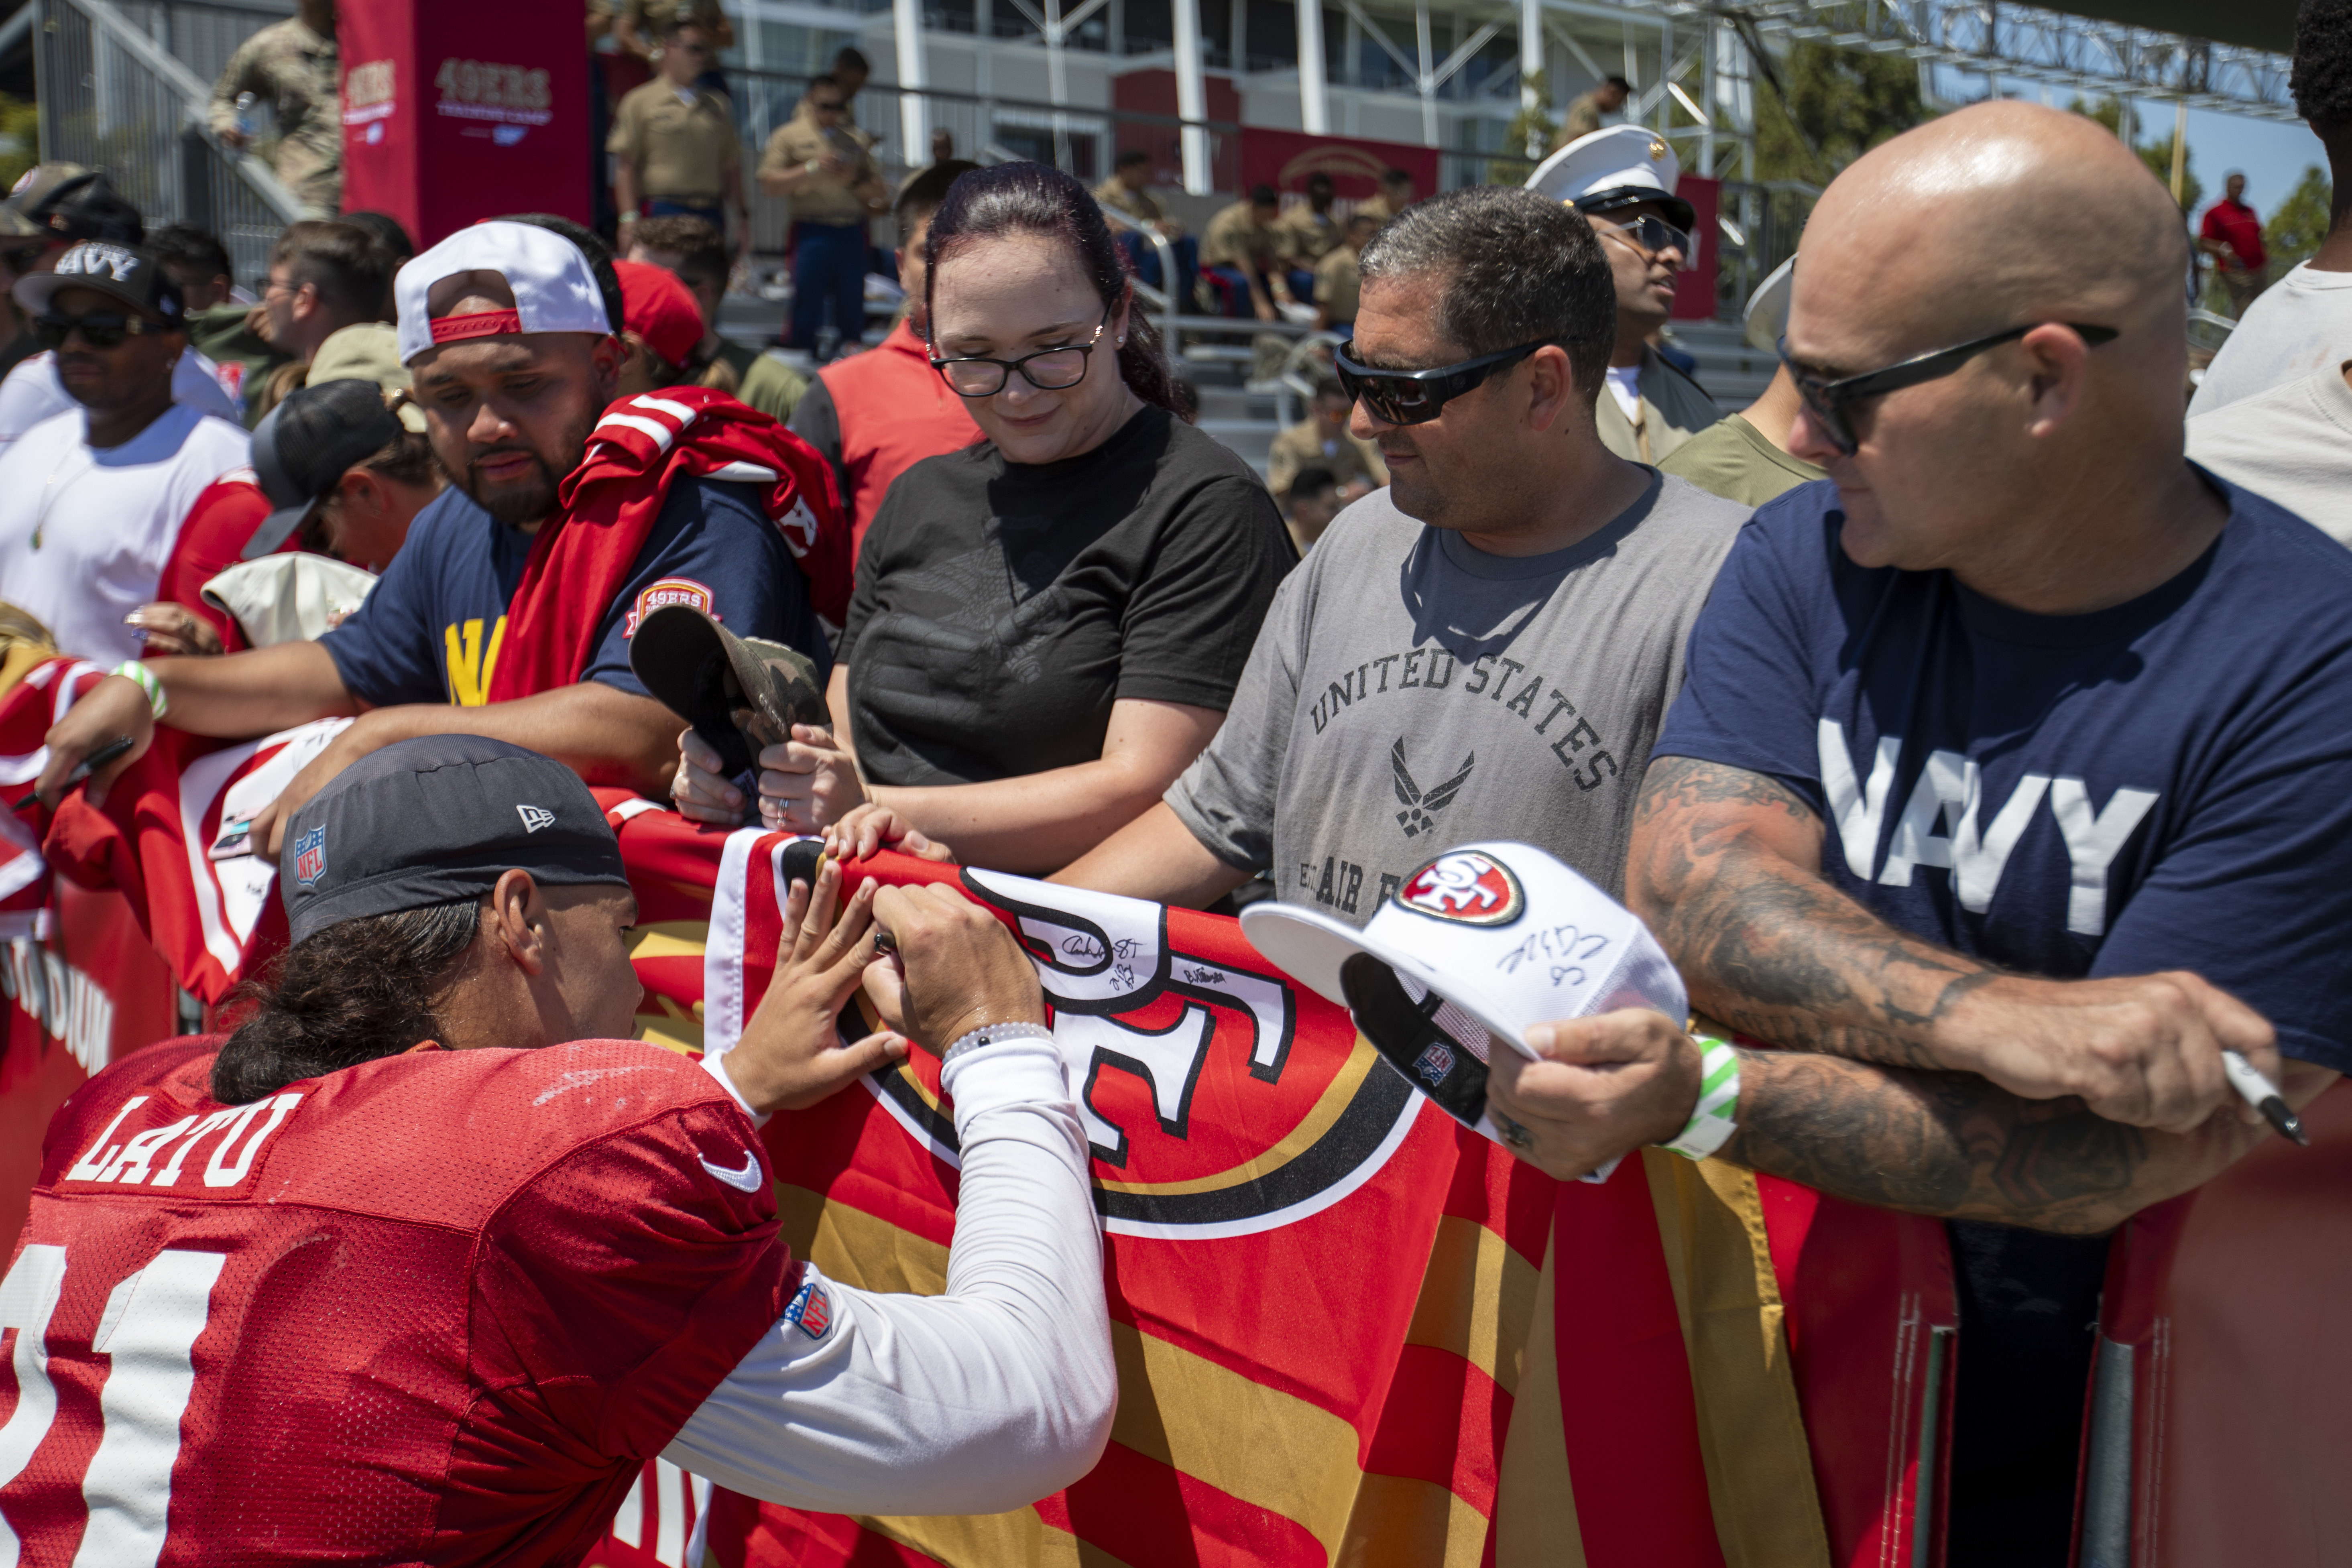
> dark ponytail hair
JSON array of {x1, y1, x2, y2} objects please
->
[
  {"x1": 209, "y1": 901, "x2": 481, "y2": 1103},
  {"x1": 922, "y1": 161, "x2": 1186, "y2": 415}
]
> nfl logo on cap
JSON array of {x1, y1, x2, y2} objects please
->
[{"x1": 293, "y1": 826, "x2": 327, "y2": 888}]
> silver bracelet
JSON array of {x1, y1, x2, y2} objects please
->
[{"x1": 941, "y1": 1020, "x2": 1055, "y2": 1068}]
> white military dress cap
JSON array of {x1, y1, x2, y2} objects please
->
[{"x1": 1523, "y1": 122, "x2": 1695, "y2": 234}]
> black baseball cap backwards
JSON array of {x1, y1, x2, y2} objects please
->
[
  {"x1": 244, "y1": 378, "x2": 404, "y2": 559},
  {"x1": 14, "y1": 241, "x2": 184, "y2": 322},
  {"x1": 280, "y1": 736, "x2": 631, "y2": 946}
]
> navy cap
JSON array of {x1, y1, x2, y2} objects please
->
[
  {"x1": 280, "y1": 736, "x2": 630, "y2": 946},
  {"x1": 245, "y1": 378, "x2": 403, "y2": 559}
]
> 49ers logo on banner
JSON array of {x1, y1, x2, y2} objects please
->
[{"x1": 1396, "y1": 850, "x2": 1524, "y2": 926}]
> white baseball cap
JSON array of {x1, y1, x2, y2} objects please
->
[
  {"x1": 1241, "y1": 842, "x2": 1687, "y2": 1150},
  {"x1": 394, "y1": 220, "x2": 613, "y2": 366},
  {"x1": 1744, "y1": 255, "x2": 1796, "y2": 355},
  {"x1": 1524, "y1": 123, "x2": 1695, "y2": 234}
]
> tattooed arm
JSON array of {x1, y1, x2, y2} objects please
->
[{"x1": 1624, "y1": 755, "x2": 2281, "y2": 1134}]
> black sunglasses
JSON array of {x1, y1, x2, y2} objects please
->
[
  {"x1": 1335, "y1": 336, "x2": 1565, "y2": 426},
  {"x1": 32, "y1": 310, "x2": 165, "y2": 350},
  {"x1": 1779, "y1": 321, "x2": 2120, "y2": 456}
]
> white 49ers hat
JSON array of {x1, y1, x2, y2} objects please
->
[
  {"x1": 1240, "y1": 842, "x2": 1687, "y2": 1144},
  {"x1": 395, "y1": 220, "x2": 612, "y2": 365}
]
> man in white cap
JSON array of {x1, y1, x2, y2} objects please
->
[
  {"x1": 35, "y1": 218, "x2": 836, "y2": 847},
  {"x1": 1658, "y1": 256, "x2": 1828, "y2": 508},
  {"x1": 1524, "y1": 125, "x2": 1720, "y2": 464}
]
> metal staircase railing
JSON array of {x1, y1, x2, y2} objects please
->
[{"x1": 34, "y1": 0, "x2": 305, "y2": 289}]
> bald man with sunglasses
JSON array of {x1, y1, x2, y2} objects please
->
[
  {"x1": 1482, "y1": 102, "x2": 2352, "y2": 1562},
  {"x1": 1057, "y1": 185, "x2": 1741, "y2": 923}
]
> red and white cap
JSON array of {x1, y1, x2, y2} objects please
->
[{"x1": 395, "y1": 220, "x2": 612, "y2": 366}]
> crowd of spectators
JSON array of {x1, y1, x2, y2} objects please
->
[{"x1": 7, "y1": 0, "x2": 2352, "y2": 1560}]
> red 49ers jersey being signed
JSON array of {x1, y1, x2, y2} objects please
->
[{"x1": 0, "y1": 1036, "x2": 791, "y2": 1566}]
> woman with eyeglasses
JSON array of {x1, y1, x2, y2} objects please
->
[{"x1": 672, "y1": 161, "x2": 1294, "y2": 875}]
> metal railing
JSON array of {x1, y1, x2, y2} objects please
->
[{"x1": 35, "y1": 0, "x2": 304, "y2": 290}]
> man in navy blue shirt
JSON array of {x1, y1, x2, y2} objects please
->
[
  {"x1": 1477, "y1": 104, "x2": 2352, "y2": 1562},
  {"x1": 37, "y1": 220, "x2": 826, "y2": 841}
]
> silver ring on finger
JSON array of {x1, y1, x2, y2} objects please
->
[{"x1": 1493, "y1": 1111, "x2": 1535, "y2": 1151}]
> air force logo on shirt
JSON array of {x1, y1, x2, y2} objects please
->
[{"x1": 1817, "y1": 719, "x2": 2159, "y2": 936}]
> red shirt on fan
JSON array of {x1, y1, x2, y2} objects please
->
[
  {"x1": 2200, "y1": 196, "x2": 2266, "y2": 274},
  {"x1": 0, "y1": 1035, "x2": 791, "y2": 1565},
  {"x1": 789, "y1": 317, "x2": 981, "y2": 557},
  {"x1": 151, "y1": 472, "x2": 281, "y2": 654}
]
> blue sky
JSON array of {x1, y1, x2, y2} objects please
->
[{"x1": 1933, "y1": 69, "x2": 2329, "y2": 220}]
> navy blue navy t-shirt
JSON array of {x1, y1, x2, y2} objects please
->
[
  {"x1": 1654, "y1": 469, "x2": 2352, "y2": 1562},
  {"x1": 323, "y1": 474, "x2": 829, "y2": 708}
]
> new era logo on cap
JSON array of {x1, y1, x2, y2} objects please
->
[{"x1": 517, "y1": 804, "x2": 556, "y2": 834}]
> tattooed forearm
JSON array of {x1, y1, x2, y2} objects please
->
[
  {"x1": 1718, "y1": 1049, "x2": 2256, "y2": 1234},
  {"x1": 1629, "y1": 756, "x2": 1999, "y2": 1070}
]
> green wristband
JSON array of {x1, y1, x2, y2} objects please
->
[
  {"x1": 1660, "y1": 1033, "x2": 1740, "y2": 1161},
  {"x1": 114, "y1": 660, "x2": 166, "y2": 720}
]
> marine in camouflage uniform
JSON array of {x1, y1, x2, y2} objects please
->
[{"x1": 208, "y1": 10, "x2": 341, "y2": 218}]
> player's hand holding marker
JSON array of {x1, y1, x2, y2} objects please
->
[{"x1": 722, "y1": 858, "x2": 911, "y2": 1113}]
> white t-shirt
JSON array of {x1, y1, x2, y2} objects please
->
[
  {"x1": 0, "y1": 347, "x2": 240, "y2": 447},
  {"x1": 2186, "y1": 362, "x2": 2352, "y2": 549},
  {"x1": 0, "y1": 403, "x2": 252, "y2": 665},
  {"x1": 2188, "y1": 261, "x2": 2352, "y2": 416}
]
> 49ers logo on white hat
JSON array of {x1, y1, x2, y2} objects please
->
[{"x1": 1396, "y1": 850, "x2": 1524, "y2": 926}]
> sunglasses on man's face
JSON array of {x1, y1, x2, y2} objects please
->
[
  {"x1": 1778, "y1": 321, "x2": 2120, "y2": 456},
  {"x1": 1591, "y1": 212, "x2": 1694, "y2": 261},
  {"x1": 812, "y1": 99, "x2": 845, "y2": 112},
  {"x1": 32, "y1": 310, "x2": 164, "y2": 351},
  {"x1": 1334, "y1": 337, "x2": 1566, "y2": 426}
]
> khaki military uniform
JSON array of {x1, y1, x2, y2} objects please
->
[
  {"x1": 608, "y1": 79, "x2": 740, "y2": 205},
  {"x1": 1594, "y1": 346, "x2": 1721, "y2": 465},
  {"x1": 1355, "y1": 193, "x2": 1406, "y2": 224},
  {"x1": 1274, "y1": 204, "x2": 1341, "y2": 265},
  {"x1": 1266, "y1": 419, "x2": 1388, "y2": 507},
  {"x1": 621, "y1": 0, "x2": 732, "y2": 47},
  {"x1": 702, "y1": 339, "x2": 809, "y2": 423},
  {"x1": 759, "y1": 112, "x2": 880, "y2": 226},
  {"x1": 1552, "y1": 90, "x2": 1609, "y2": 152},
  {"x1": 1092, "y1": 177, "x2": 1166, "y2": 226},
  {"x1": 1313, "y1": 246, "x2": 1361, "y2": 326},
  {"x1": 1202, "y1": 201, "x2": 1286, "y2": 272},
  {"x1": 1657, "y1": 412, "x2": 1825, "y2": 509},
  {"x1": 208, "y1": 16, "x2": 340, "y2": 217}
]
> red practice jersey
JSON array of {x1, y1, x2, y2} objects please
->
[{"x1": 0, "y1": 1036, "x2": 792, "y2": 1565}]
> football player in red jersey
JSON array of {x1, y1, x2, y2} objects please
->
[{"x1": 0, "y1": 736, "x2": 1113, "y2": 1564}]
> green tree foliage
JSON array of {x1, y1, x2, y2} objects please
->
[
  {"x1": 1752, "y1": 33, "x2": 1933, "y2": 186},
  {"x1": 2264, "y1": 164, "x2": 2334, "y2": 270},
  {"x1": 2068, "y1": 97, "x2": 2201, "y2": 212},
  {"x1": 0, "y1": 94, "x2": 36, "y2": 196},
  {"x1": 1487, "y1": 81, "x2": 1556, "y2": 186}
]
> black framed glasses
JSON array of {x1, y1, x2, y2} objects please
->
[
  {"x1": 1591, "y1": 212, "x2": 1694, "y2": 262},
  {"x1": 1334, "y1": 336, "x2": 1563, "y2": 426},
  {"x1": 930, "y1": 309, "x2": 1112, "y2": 398},
  {"x1": 1779, "y1": 321, "x2": 2120, "y2": 456},
  {"x1": 32, "y1": 310, "x2": 163, "y2": 350}
]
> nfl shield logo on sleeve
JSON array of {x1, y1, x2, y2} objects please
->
[
  {"x1": 783, "y1": 1278, "x2": 832, "y2": 1340},
  {"x1": 293, "y1": 826, "x2": 327, "y2": 887}
]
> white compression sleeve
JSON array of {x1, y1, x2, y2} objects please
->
[{"x1": 663, "y1": 1035, "x2": 1116, "y2": 1515}]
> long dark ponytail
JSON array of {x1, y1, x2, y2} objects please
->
[{"x1": 922, "y1": 161, "x2": 1186, "y2": 415}]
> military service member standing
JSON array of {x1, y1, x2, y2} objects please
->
[
  {"x1": 1552, "y1": 74, "x2": 1631, "y2": 150},
  {"x1": 759, "y1": 75, "x2": 889, "y2": 361},
  {"x1": 1659, "y1": 258, "x2": 1827, "y2": 507},
  {"x1": 1527, "y1": 126, "x2": 1719, "y2": 464},
  {"x1": 610, "y1": 15, "x2": 747, "y2": 248},
  {"x1": 209, "y1": 0, "x2": 340, "y2": 218}
]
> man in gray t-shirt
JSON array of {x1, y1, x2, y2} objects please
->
[
  {"x1": 1166, "y1": 474, "x2": 1738, "y2": 919},
  {"x1": 1056, "y1": 184, "x2": 1745, "y2": 915}
]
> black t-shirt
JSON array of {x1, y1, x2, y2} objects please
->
[{"x1": 841, "y1": 403, "x2": 1294, "y2": 786}]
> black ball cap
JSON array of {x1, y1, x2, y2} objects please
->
[
  {"x1": 279, "y1": 735, "x2": 631, "y2": 947},
  {"x1": 14, "y1": 240, "x2": 183, "y2": 323},
  {"x1": 244, "y1": 379, "x2": 404, "y2": 559},
  {"x1": 24, "y1": 172, "x2": 143, "y2": 244}
]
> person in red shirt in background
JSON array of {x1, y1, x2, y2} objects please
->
[
  {"x1": 133, "y1": 325, "x2": 434, "y2": 655},
  {"x1": 789, "y1": 160, "x2": 982, "y2": 557},
  {"x1": 610, "y1": 257, "x2": 710, "y2": 397},
  {"x1": 2200, "y1": 170, "x2": 2270, "y2": 317}
]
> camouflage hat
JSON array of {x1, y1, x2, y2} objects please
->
[{"x1": 628, "y1": 604, "x2": 828, "y2": 778}]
